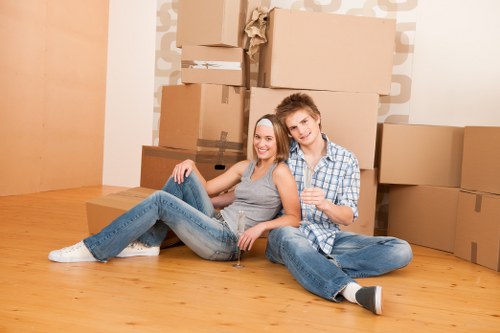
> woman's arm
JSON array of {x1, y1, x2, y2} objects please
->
[
  {"x1": 172, "y1": 159, "x2": 249, "y2": 197},
  {"x1": 238, "y1": 163, "x2": 301, "y2": 251},
  {"x1": 211, "y1": 191, "x2": 235, "y2": 209}
]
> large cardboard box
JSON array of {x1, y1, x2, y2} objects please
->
[
  {"x1": 258, "y1": 8, "x2": 396, "y2": 94},
  {"x1": 86, "y1": 187, "x2": 180, "y2": 247},
  {"x1": 141, "y1": 146, "x2": 245, "y2": 190},
  {"x1": 86, "y1": 187, "x2": 156, "y2": 234},
  {"x1": 454, "y1": 190, "x2": 500, "y2": 271},
  {"x1": 461, "y1": 126, "x2": 500, "y2": 195},
  {"x1": 379, "y1": 123, "x2": 464, "y2": 187},
  {"x1": 340, "y1": 169, "x2": 378, "y2": 236},
  {"x1": 181, "y1": 46, "x2": 247, "y2": 87},
  {"x1": 388, "y1": 185, "x2": 459, "y2": 252},
  {"x1": 247, "y1": 87, "x2": 379, "y2": 170},
  {"x1": 159, "y1": 84, "x2": 247, "y2": 153},
  {"x1": 176, "y1": 0, "x2": 259, "y2": 48}
]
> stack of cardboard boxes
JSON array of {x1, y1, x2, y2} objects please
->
[
  {"x1": 381, "y1": 124, "x2": 500, "y2": 271},
  {"x1": 249, "y1": 8, "x2": 397, "y2": 236},
  {"x1": 455, "y1": 127, "x2": 500, "y2": 271},
  {"x1": 139, "y1": 0, "x2": 263, "y2": 190}
]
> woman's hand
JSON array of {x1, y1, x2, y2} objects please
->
[
  {"x1": 172, "y1": 159, "x2": 196, "y2": 183},
  {"x1": 237, "y1": 223, "x2": 267, "y2": 251}
]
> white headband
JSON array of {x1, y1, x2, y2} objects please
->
[{"x1": 256, "y1": 118, "x2": 273, "y2": 128}]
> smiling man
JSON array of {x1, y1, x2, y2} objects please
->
[{"x1": 265, "y1": 93, "x2": 413, "y2": 315}]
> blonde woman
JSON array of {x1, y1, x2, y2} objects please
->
[{"x1": 49, "y1": 114, "x2": 300, "y2": 263}]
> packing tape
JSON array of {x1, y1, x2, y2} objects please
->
[
  {"x1": 197, "y1": 139, "x2": 243, "y2": 151},
  {"x1": 181, "y1": 60, "x2": 241, "y2": 71},
  {"x1": 221, "y1": 85, "x2": 229, "y2": 104},
  {"x1": 197, "y1": 131, "x2": 243, "y2": 152},
  {"x1": 144, "y1": 146, "x2": 243, "y2": 164},
  {"x1": 470, "y1": 242, "x2": 477, "y2": 264},
  {"x1": 474, "y1": 194, "x2": 483, "y2": 213}
]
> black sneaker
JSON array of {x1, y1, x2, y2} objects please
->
[{"x1": 355, "y1": 286, "x2": 383, "y2": 315}]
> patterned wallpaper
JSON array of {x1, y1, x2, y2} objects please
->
[
  {"x1": 154, "y1": 0, "x2": 418, "y2": 233},
  {"x1": 154, "y1": 0, "x2": 418, "y2": 144}
]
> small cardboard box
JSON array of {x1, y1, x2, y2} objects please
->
[
  {"x1": 388, "y1": 185, "x2": 459, "y2": 252},
  {"x1": 159, "y1": 84, "x2": 247, "y2": 153},
  {"x1": 86, "y1": 187, "x2": 180, "y2": 247},
  {"x1": 181, "y1": 46, "x2": 247, "y2": 87},
  {"x1": 461, "y1": 126, "x2": 500, "y2": 195},
  {"x1": 247, "y1": 87, "x2": 379, "y2": 170},
  {"x1": 176, "y1": 0, "x2": 260, "y2": 48},
  {"x1": 140, "y1": 145, "x2": 245, "y2": 190},
  {"x1": 258, "y1": 8, "x2": 396, "y2": 94},
  {"x1": 340, "y1": 169, "x2": 378, "y2": 236},
  {"x1": 86, "y1": 187, "x2": 156, "y2": 235},
  {"x1": 454, "y1": 190, "x2": 500, "y2": 271},
  {"x1": 379, "y1": 123, "x2": 464, "y2": 187}
]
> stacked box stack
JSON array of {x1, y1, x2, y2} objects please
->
[
  {"x1": 379, "y1": 123, "x2": 465, "y2": 252},
  {"x1": 454, "y1": 126, "x2": 500, "y2": 271},
  {"x1": 141, "y1": 0, "x2": 263, "y2": 189},
  {"x1": 379, "y1": 118, "x2": 500, "y2": 271}
]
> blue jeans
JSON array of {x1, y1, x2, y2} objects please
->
[
  {"x1": 265, "y1": 226, "x2": 413, "y2": 301},
  {"x1": 83, "y1": 174, "x2": 239, "y2": 261}
]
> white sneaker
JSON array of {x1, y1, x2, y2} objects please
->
[
  {"x1": 48, "y1": 241, "x2": 97, "y2": 262},
  {"x1": 116, "y1": 241, "x2": 160, "y2": 258}
]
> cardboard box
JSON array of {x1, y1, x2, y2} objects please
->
[
  {"x1": 86, "y1": 187, "x2": 180, "y2": 247},
  {"x1": 461, "y1": 126, "x2": 500, "y2": 195},
  {"x1": 340, "y1": 169, "x2": 378, "y2": 236},
  {"x1": 181, "y1": 46, "x2": 247, "y2": 86},
  {"x1": 258, "y1": 8, "x2": 396, "y2": 94},
  {"x1": 159, "y1": 84, "x2": 247, "y2": 153},
  {"x1": 379, "y1": 123, "x2": 464, "y2": 187},
  {"x1": 86, "y1": 187, "x2": 157, "y2": 234},
  {"x1": 247, "y1": 87, "x2": 379, "y2": 170},
  {"x1": 176, "y1": 0, "x2": 260, "y2": 48},
  {"x1": 388, "y1": 185, "x2": 459, "y2": 252},
  {"x1": 140, "y1": 145, "x2": 245, "y2": 189},
  {"x1": 454, "y1": 190, "x2": 500, "y2": 271}
]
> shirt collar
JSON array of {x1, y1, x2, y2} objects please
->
[{"x1": 290, "y1": 133, "x2": 336, "y2": 161}]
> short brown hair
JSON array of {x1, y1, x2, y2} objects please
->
[
  {"x1": 275, "y1": 93, "x2": 322, "y2": 132},
  {"x1": 253, "y1": 114, "x2": 290, "y2": 163}
]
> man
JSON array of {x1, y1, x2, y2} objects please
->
[{"x1": 264, "y1": 93, "x2": 413, "y2": 315}]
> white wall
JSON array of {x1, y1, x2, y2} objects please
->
[
  {"x1": 102, "y1": 0, "x2": 157, "y2": 186},
  {"x1": 410, "y1": 0, "x2": 500, "y2": 126}
]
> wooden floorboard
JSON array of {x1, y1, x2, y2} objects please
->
[{"x1": 0, "y1": 186, "x2": 499, "y2": 333}]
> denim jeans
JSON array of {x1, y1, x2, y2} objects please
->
[
  {"x1": 265, "y1": 226, "x2": 413, "y2": 301},
  {"x1": 83, "y1": 173, "x2": 239, "y2": 261}
]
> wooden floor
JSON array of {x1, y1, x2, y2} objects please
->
[{"x1": 1, "y1": 186, "x2": 499, "y2": 333}]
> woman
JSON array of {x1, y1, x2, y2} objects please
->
[{"x1": 48, "y1": 114, "x2": 300, "y2": 262}]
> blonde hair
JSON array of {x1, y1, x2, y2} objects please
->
[{"x1": 253, "y1": 114, "x2": 290, "y2": 163}]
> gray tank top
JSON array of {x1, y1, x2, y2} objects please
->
[{"x1": 220, "y1": 161, "x2": 282, "y2": 235}]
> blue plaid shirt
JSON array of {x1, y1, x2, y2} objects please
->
[{"x1": 287, "y1": 134, "x2": 360, "y2": 255}]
